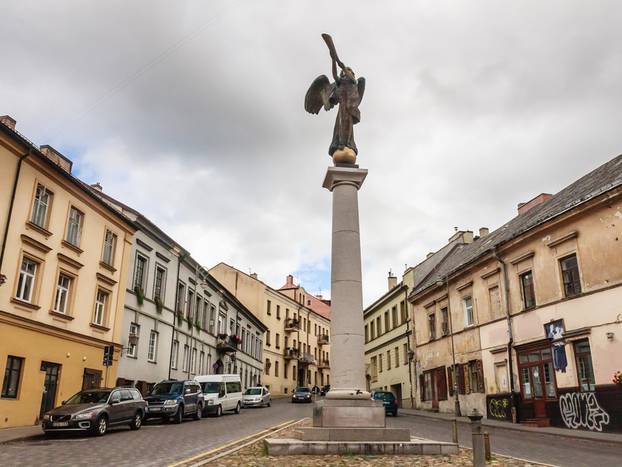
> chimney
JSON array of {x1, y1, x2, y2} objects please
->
[
  {"x1": 388, "y1": 271, "x2": 397, "y2": 291},
  {"x1": 315, "y1": 294, "x2": 323, "y2": 300},
  {"x1": 479, "y1": 227, "x2": 490, "y2": 237},
  {"x1": 250, "y1": 272, "x2": 258, "y2": 280},
  {"x1": 426, "y1": 252, "x2": 435, "y2": 259},
  {"x1": 40, "y1": 145, "x2": 73, "y2": 174},
  {"x1": 90, "y1": 182, "x2": 103, "y2": 192},
  {"x1": 0, "y1": 115, "x2": 16, "y2": 130},
  {"x1": 448, "y1": 229, "x2": 474, "y2": 244},
  {"x1": 285, "y1": 274, "x2": 295, "y2": 287},
  {"x1": 518, "y1": 193, "x2": 552, "y2": 215}
]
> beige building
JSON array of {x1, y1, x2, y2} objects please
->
[
  {"x1": 409, "y1": 154, "x2": 622, "y2": 433},
  {"x1": 0, "y1": 116, "x2": 134, "y2": 427},
  {"x1": 209, "y1": 263, "x2": 331, "y2": 395}
]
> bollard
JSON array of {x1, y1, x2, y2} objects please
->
[
  {"x1": 452, "y1": 418, "x2": 459, "y2": 444},
  {"x1": 484, "y1": 431, "x2": 491, "y2": 461},
  {"x1": 468, "y1": 409, "x2": 486, "y2": 467}
]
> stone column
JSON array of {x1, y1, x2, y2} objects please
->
[{"x1": 322, "y1": 165, "x2": 369, "y2": 399}]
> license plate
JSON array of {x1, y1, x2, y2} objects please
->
[
  {"x1": 53, "y1": 422, "x2": 69, "y2": 427},
  {"x1": 149, "y1": 407, "x2": 161, "y2": 412}
]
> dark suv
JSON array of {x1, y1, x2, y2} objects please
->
[
  {"x1": 42, "y1": 387, "x2": 146, "y2": 436},
  {"x1": 144, "y1": 380, "x2": 204, "y2": 423},
  {"x1": 372, "y1": 390, "x2": 398, "y2": 416}
]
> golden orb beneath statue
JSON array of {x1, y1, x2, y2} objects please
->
[{"x1": 332, "y1": 147, "x2": 357, "y2": 165}]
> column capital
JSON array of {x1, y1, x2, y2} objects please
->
[{"x1": 323, "y1": 166, "x2": 368, "y2": 192}]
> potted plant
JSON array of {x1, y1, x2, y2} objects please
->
[
  {"x1": 134, "y1": 286, "x2": 145, "y2": 306},
  {"x1": 154, "y1": 296, "x2": 163, "y2": 313}
]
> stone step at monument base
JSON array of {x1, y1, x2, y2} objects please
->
[
  {"x1": 299, "y1": 427, "x2": 411, "y2": 442},
  {"x1": 264, "y1": 438, "x2": 459, "y2": 456},
  {"x1": 312, "y1": 399, "x2": 385, "y2": 428}
]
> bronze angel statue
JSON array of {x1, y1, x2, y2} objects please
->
[{"x1": 305, "y1": 34, "x2": 365, "y2": 163}]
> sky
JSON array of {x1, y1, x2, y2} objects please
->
[{"x1": 2, "y1": 1, "x2": 622, "y2": 306}]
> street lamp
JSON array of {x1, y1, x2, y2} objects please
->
[{"x1": 436, "y1": 276, "x2": 461, "y2": 418}]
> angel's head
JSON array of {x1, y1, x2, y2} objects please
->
[{"x1": 340, "y1": 67, "x2": 356, "y2": 81}]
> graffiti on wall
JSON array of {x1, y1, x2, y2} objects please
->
[
  {"x1": 559, "y1": 392, "x2": 610, "y2": 431},
  {"x1": 486, "y1": 393, "x2": 514, "y2": 421}
]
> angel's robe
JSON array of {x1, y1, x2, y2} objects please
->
[{"x1": 329, "y1": 76, "x2": 362, "y2": 156}]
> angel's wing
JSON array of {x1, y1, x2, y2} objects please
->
[
  {"x1": 357, "y1": 77, "x2": 366, "y2": 104},
  {"x1": 305, "y1": 75, "x2": 335, "y2": 114}
]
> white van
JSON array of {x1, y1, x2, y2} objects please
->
[{"x1": 194, "y1": 374, "x2": 242, "y2": 417}]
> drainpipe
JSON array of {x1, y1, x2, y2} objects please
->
[
  {"x1": 168, "y1": 251, "x2": 187, "y2": 379},
  {"x1": 0, "y1": 150, "x2": 31, "y2": 281},
  {"x1": 492, "y1": 248, "x2": 516, "y2": 423}
]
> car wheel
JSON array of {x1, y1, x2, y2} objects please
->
[
  {"x1": 235, "y1": 402, "x2": 241, "y2": 414},
  {"x1": 172, "y1": 405, "x2": 184, "y2": 424},
  {"x1": 267, "y1": 400, "x2": 271, "y2": 407},
  {"x1": 215, "y1": 405, "x2": 222, "y2": 417},
  {"x1": 130, "y1": 411, "x2": 143, "y2": 430},
  {"x1": 93, "y1": 415, "x2": 108, "y2": 436},
  {"x1": 194, "y1": 404, "x2": 202, "y2": 421}
]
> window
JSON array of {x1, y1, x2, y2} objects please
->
[
  {"x1": 394, "y1": 346, "x2": 399, "y2": 367},
  {"x1": 440, "y1": 307, "x2": 449, "y2": 336},
  {"x1": 265, "y1": 358, "x2": 270, "y2": 375},
  {"x1": 154, "y1": 265, "x2": 166, "y2": 301},
  {"x1": 560, "y1": 254, "x2": 582, "y2": 297},
  {"x1": 191, "y1": 348, "x2": 197, "y2": 373},
  {"x1": 364, "y1": 324, "x2": 369, "y2": 343},
  {"x1": 16, "y1": 258, "x2": 37, "y2": 302},
  {"x1": 66, "y1": 206, "x2": 84, "y2": 247},
  {"x1": 266, "y1": 330, "x2": 271, "y2": 346},
  {"x1": 463, "y1": 297, "x2": 474, "y2": 326},
  {"x1": 31, "y1": 184, "x2": 52, "y2": 228},
  {"x1": 53, "y1": 273, "x2": 72, "y2": 314},
  {"x1": 102, "y1": 230, "x2": 117, "y2": 266},
  {"x1": 386, "y1": 350, "x2": 391, "y2": 370},
  {"x1": 128, "y1": 323, "x2": 139, "y2": 358},
  {"x1": 520, "y1": 271, "x2": 536, "y2": 309},
  {"x1": 202, "y1": 301, "x2": 209, "y2": 330},
  {"x1": 384, "y1": 311, "x2": 390, "y2": 332},
  {"x1": 378, "y1": 354, "x2": 383, "y2": 372},
  {"x1": 428, "y1": 311, "x2": 436, "y2": 340},
  {"x1": 376, "y1": 316, "x2": 382, "y2": 336},
  {"x1": 133, "y1": 253, "x2": 148, "y2": 291},
  {"x1": 391, "y1": 306, "x2": 398, "y2": 329},
  {"x1": 370, "y1": 321, "x2": 375, "y2": 340},
  {"x1": 187, "y1": 289, "x2": 195, "y2": 320},
  {"x1": 266, "y1": 300, "x2": 271, "y2": 315},
  {"x1": 2, "y1": 356, "x2": 24, "y2": 398},
  {"x1": 403, "y1": 343, "x2": 408, "y2": 365},
  {"x1": 276, "y1": 305, "x2": 281, "y2": 319},
  {"x1": 176, "y1": 281, "x2": 185, "y2": 313},
  {"x1": 209, "y1": 305, "x2": 216, "y2": 334},
  {"x1": 276, "y1": 333, "x2": 280, "y2": 349},
  {"x1": 489, "y1": 286, "x2": 502, "y2": 318},
  {"x1": 93, "y1": 289, "x2": 109, "y2": 326},
  {"x1": 400, "y1": 301, "x2": 407, "y2": 323},
  {"x1": 182, "y1": 345, "x2": 189, "y2": 372},
  {"x1": 171, "y1": 340, "x2": 179, "y2": 369},
  {"x1": 275, "y1": 361, "x2": 279, "y2": 377},
  {"x1": 147, "y1": 331, "x2": 158, "y2": 362},
  {"x1": 574, "y1": 340, "x2": 595, "y2": 391}
]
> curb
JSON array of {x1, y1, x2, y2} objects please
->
[{"x1": 399, "y1": 410, "x2": 622, "y2": 445}]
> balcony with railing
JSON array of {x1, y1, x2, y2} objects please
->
[
  {"x1": 318, "y1": 359, "x2": 330, "y2": 370},
  {"x1": 299, "y1": 352, "x2": 315, "y2": 365},
  {"x1": 216, "y1": 334, "x2": 240, "y2": 353},
  {"x1": 284, "y1": 318, "x2": 300, "y2": 332},
  {"x1": 283, "y1": 347, "x2": 300, "y2": 361},
  {"x1": 318, "y1": 334, "x2": 329, "y2": 346}
]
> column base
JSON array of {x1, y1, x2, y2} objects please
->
[{"x1": 312, "y1": 399, "x2": 385, "y2": 428}]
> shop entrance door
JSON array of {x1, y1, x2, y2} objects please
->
[
  {"x1": 39, "y1": 362, "x2": 61, "y2": 418},
  {"x1": 518, "y1": 347, "x2": 557, "y2": 423}
]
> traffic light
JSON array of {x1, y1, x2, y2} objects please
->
[{"x1": 103, "y1": 345, "x2": 114, "y2": 366}]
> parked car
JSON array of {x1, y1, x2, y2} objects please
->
[
  {"x1": 42, "y1": 387, "x2": 146, "y2": 436},
  {"x1": 242, "y1": 386, "x2": 271, "y2": 408},
  {"x1": 144, "y1": 380, "x2": 204, "y2": 423},
  {"x1": 372, "y1": 390, "x2": 398, "y2": 416},
  {"x1": 195, "y1": 374, "x2": 243, "y2": 416},
  {"x1": 291, "y1": 387, "x2": 312, "y2": 403},
  {"x1": 320, "y1": 384, "x2": 331, "y2": 396}
]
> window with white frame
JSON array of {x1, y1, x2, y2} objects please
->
[
  {"x1": 128, "y1": 323, "x2": 139, "y2": 357},
  {"x1": 133, "y1": 253, "x2": 148, "y2": 291},
  {"x1": 147, "y1": 330, "x2": 158, "y2": 362},
  {"x1": 182, "y1": 344, "x2": 189, "y2": 372},
  {"x1": 53, "y1": 273, "x2": 72, "y2": 314},
  {"x1": 202, "y1": 301, "x2": 209, "y2": 330},
  {"x1": 176, "y1": 281, "x2": 185, "y2": 313},
  {"x1": 463, "y1": 296, "x2": 474, "y2": 326},
  {"x1": 171, "y1": 340, "x2": 179, "y2": 369},
  {"x1": 102, "y1": 230, "x2": 117, "y2": 266},
  {"x1": 191, "y1": 348, "x2": 197, "y2": 373},
  {"x1": 154, "y1": 265, "x2": 166, "y2": 301},
  {"x1": 66, "y1": 206, "x2": 84, "y2": 247},
  {"x1": 93, "y1": 289, "x2": 109, "y2": 326},
  {"x1": 199, "y1": 351, "x2": 205, "y2": 374},
  {"x1": 16, "y1": 258, "x2": 37, "y2": 302},
  {"x1": 31, "y1": 184, "x2": 52, "y2": 228},
  {"x1": 187, "y1": 289, "x2": 195, "y2": 320},
  {"x1": 209, "y1": 305, "x2": 216, "y2": 334}
]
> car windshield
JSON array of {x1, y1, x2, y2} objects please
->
[
  {"x1": 200, "y1": 382, "x2": 223, "y2": 394},
  {"x1": 245, "y1": 388, "x2": 262, "y2": 395},
  {"x1": 373, "y1": 392, "x2": 394, "y2": 401},
  {"x1": 65, "y1": 390, "x2": 111, "y2": 404},
  {"x1": 151, "y1": 382, "x2": 184, "y2": 396},
  {"x1": 295, "y1": 387, "x2": 310, "y2": 393}
]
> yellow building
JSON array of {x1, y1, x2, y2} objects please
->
[
  {"x1": 209, "y1": 263, "x2": 331, "y2": 396},
  {"x1": 0, "y1": 116, "x2": 134, "y2": 428}
]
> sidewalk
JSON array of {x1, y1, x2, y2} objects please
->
[
  {"x1": 0, "y1": 424, "x2": 41, "y2": 444},
  {"x1": 399, "y1": 407, "x2": 622, "y2": 444}
]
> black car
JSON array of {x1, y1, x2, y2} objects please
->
[
  {"x1": 372, "y1": 390, "x2": 398, "y2": 416},
  {"x1": 42, "y1": 387, "x2": 146, "y2": 436},
  {"x1": 144, "y1": 380, "x2": 204, "y2": 423},
  {"x1": 291, "y1": 387, "x2": 313, "y2": 403}
]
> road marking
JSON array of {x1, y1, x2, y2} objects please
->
[{"x1": 168, "y1": 418, "x2": 298, "y2": 467}]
